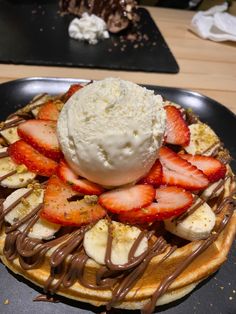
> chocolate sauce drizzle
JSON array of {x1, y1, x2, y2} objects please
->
[
  {"x1": 174, "y1": 174, "x2": 233, "y2": 224},
  {"x1": 6, "y1": 93, "x2": 48, "y2": 120},
  {"x1": 142, "y1": 206, "x2": 235, "y2": 314},
  {"x1": 0, "y1": 150, "x2": 9, "y2": 158},
  {"x1": 0, "y1": 148, "x2": 18, "y2": 182},
  {"x1": 0, "y1": 174, "x2": 235, "y2": 313},
  {"x1": 0, "y1": 117, "x2": 25, "y2": 131}
]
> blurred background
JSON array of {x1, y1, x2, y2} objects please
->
[{"x1": 140, "y1": 0, "x2": 236, "y2": 13}]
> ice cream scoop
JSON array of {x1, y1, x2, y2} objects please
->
[{"x1": 57, "y1": 78, "x2": 166, "y2": 186}]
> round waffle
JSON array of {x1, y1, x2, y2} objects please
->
[
  {"x1": 0, "y1": 172, "x2": 235, "y2": 310},
  {"x1": 0, "y1": 83, "x2": 235, "y2": 313}
]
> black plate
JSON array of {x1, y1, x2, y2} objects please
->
[
  {"x1": 0, "y1": 0, "x2": 179, "y2": 73},
  {"x1": 0, "y1": 78, "x2": 235, "y2": 314}
]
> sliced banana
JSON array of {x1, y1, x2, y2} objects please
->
[
  {"x1": 4, "y1": 188, "x2": 60, "y2": 240},
  {"x1": 31, "y1": 107, "x2": 41, "y2": 117},
  {"x1": 30, "y1": 94, "x2": 52, "y2": 117},
  {"x1": 200, "y1": 179, "x2": 224, "y2": 200},
  {"x1": 184, "y1": 123, "x2": 220, "y2": 156},
  {"x1": 84, "y1": 219, "x2": 148, "y2": 265},
  {"x1": 165, "y1": 199, "x2": 216, "y2": 241},
  {"x1": 0, "y1": 150, "x2": 36, "y2": 188},
  {"x1": 0, "y1": 126, "x2": 20, "y2": 144}
]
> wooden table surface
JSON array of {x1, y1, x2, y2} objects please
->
[{"x1": 0, "y1": 7, "x2": 236, "y2": 114}]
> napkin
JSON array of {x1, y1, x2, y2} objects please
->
[{"x1": 190, "y1": 2, "x2": 236, "y2": 41}]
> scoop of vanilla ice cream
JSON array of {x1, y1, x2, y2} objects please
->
[{"x1": 57, "y1": 78, "x2": 166, "y2": 186}]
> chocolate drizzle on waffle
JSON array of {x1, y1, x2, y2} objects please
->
[
  {"x1": 0, "y1": 96, "x2": 236, "y2": 314},
  {"x1": 0, "y1": 117, "x2": 26, "y2": 131},
  {"x1": 0, "y1": 177, "x2": 235, "y2": 314},
  {"x1": 142, "y1": 205, "x2": 235, "y2": 314},
  {"x1": 0, "y1": 149, "x2": 17, "y2": 182},
  {"x1": 173, "y1": 174, "x2": 234, "y2": 225}
]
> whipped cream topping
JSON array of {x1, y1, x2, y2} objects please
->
[{"x1": 68, "y1": 13, "x2": 109, "y2": 45}]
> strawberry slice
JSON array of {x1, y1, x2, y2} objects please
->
[
  {"x1": 119, "y1": 186, "x2": 193, "y2": 224},
  {"x1": 62, "y1": 83, "x2": 84, "y2": 102},
  {"x1": 139, "y1": 160, "x2": 162, "y2": 187},
  {"x1": 8, "y1": 140, "x2": 58, "y2": 177},
  {"x1": 159, "y1": 146, "x2": 209, "y2": 191},
  {"x1": 180, "y1": 154, "x2": 226, "y2": 183},
  {"x1": 164, "y1": 105, "x2": 190, "y2": 146},
  {"x1": 40, "y1": 175, "x2": 106, "y2": 226},
  {"x1": 17, "y1": 119, "x2": 62, "y2": 161},
  {"x1": 37, "y1": 100, "x2": 63, "y2": 121},
  {"x1": 98, "y1": 184, "x2": 155, "y2": 214},
  {"x1": 57, "y1": 160, "x2": 104, "y2": 195}
]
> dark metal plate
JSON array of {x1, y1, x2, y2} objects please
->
[
  {"x1": 0, "y1": 78, "x2": 235, "y2": 314},
  {"x1": 0, "y1": 0, "x2": 179, "y2": 73}
]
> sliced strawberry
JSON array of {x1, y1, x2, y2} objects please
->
[
  {"x1": 164, "y1": 105, "x2": 190, "y2": 146},
  {"x1": 139, "y1": 160, "x2": 162, "y2": 187},
  {"x1": 57, "y1": 160, "x2": 104, "y2": 195},
  {"x1": 8, "y1": 140, "x2": 58, "y2": 177},
  {"x1": 159, "y1": 146, "x2": 209, "y2": 191},
  {"x1": 37, "y1": 100, "x2": 63, "y2": 121},
  {"x1": 119, "y1": 186, "x2": 193, "y2": 224},
  {"x1": 180, "y1": 154, "x2": 226, "y2": 183},
  {"x1": 62, "y1": 83, "x2": 84, "y2": 102},
  {"x1": 40, "y1": 175, "x2": 106, "y2": 226},
  {"x1": 98, "y1": 185, "x2": 155, "y2": 214},
  {"x1": 17, "y1": 119, "x2": 62, "y2": 161}
]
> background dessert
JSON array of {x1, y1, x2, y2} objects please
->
[{"x1": 59, "y1": 0, "x2": 139, "y2": 33}]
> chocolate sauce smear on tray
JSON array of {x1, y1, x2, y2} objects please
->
[
  {"x1": 0, "y1": 174, "x2": 235, "y2": 313},
  {"x1": 33, "y1": 294, "x2": 59, "y2": 303}
]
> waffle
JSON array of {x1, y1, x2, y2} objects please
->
[{"x1": 0, "y1": 84, "x2": 235, "y2": 313}]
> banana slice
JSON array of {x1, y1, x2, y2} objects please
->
[
  {"x1": 165, "y1": 200, "x2": 216, "y2": 241},
  {"x1": 30, "y1": 94, "x2": 52, "y2": 117},
  {"x1": 184, "y1": 123, "x2": 220, "y2": 156},
  {"x1": 4, "y1": 188, "x2": 60, "y2": 240},
  {"x1": 200, "y1": 179, "x2": 224, "y2": 200},
  {"x1": 0, "y1": 126, "x2": 20, "y2": 144},
  {"x1": 0, "y1": 149, "x2": 36, "y2": 188},
  {"x1": 84, "y1": 219, "x2": 148, "y2": 265}
]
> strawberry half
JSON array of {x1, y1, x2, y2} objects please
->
[
  {"x1": 180, "y1": 154, "x2": 226, "y2": 183},
  {"x1": 62, "y1": 83, "x2": 84, "y2": 102},
  {"x1": 118, "y1": 186, "x2": 193, "y2": 224},
  {"x1": 17, "y1": 119, "x2": 62, "y2": 161},
  {"x1": 8, "y1": 140, "x2": 58, "y2": 177},
  {"x1": 139, "y1": 160, "x2": 162, "y2": 187},
  {"x1": 57, "y1": 160, "x2": 104, "y2": 195},
  {"x1": 159, "y1": 146, "x2": 209, "y2": 191},
  {"x1": 98, "y1": 184, "x2": 155, "y2": 214},
  {"x1": 164, "y1": 105, "x2": 190, "y2": 146},
  {"x1": 40, "y1": 175, "x2": 106, "y2": 226},
  {"x1": 37, "y1": 100, "x2": 63, "y2": 121}
]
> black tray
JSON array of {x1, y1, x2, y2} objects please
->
[
  {"x1": 0, "y1": 78, "x2": 235, "y2": 314},
  {"x1": 0, "y1": 0, "x2": 179, "y2": 73}
]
